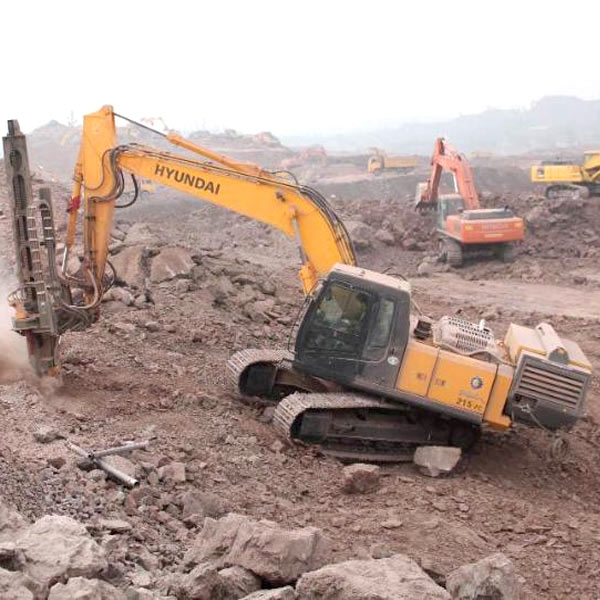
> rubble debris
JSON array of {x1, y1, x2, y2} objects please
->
[
  {"x1": 446, "y1": 553, "x2": 519, "y2": 600},
  {"x1": 413, "y1": 446, "x2": 462, "y2": 477}
]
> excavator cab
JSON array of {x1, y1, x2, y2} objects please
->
[
  {"x1": 436, "y1": 193, "x2": 465, "y2": 229},
  {"x1": 294, "y1": 264, "x2": 411, "y2": 389}
]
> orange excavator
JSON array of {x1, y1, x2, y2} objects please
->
[{"x1": 416, "y1": 138, "x2": 524, "y2": 266}]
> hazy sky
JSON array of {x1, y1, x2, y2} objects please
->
[{"x1": 2, "y1": 0, "x2": 599, "y2": 136}]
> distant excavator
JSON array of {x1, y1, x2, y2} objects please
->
[
  {"x1": 531, "y1": 151, "x2": 600, "y2": 199},
  {"x1": 3, "y1": 108, "x2": 591, "y2": 463},
  {"x1": 416, "y1": 138, "x2": 524, "y2": 266}
]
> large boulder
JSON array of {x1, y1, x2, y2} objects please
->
[
  {"x1": 48, "y1": 577, "x2": 126, "y2": 599},
  {"x1": 295, "y1": 554, "x2": 450, "y2": 600},
  {"x1": 150, "y1": 247, "x2": 195, "y2": 283},
  {"x1": 0, "y1": 500, "x2": 27, "y2": 542},
  {"x1": 184, "y1": 513, "x2": 332, "y2": 585},
  {"x1": 446, "y1": 553, "x2": 519, "y2": 600},
  {"x1": 111, "y1": 245, "x2": 147, "y2": 290},
  {"x1": 16, "y1": 515, "x2": 107, "y2": 589}
]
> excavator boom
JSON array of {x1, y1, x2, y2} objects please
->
[
  {"x1": 5, "y1": 106, "x2": 355, "y2": 376},
  {"x1": 416, "y1": 138, "x2": 479, "y2": 209}
]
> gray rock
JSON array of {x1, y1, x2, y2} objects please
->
[
  {"x1": 241, "y1": 588, "x2": 296, "y2": 600},
  {"x1": 178, "y1": 562, "x2": 222, "y2": 600},
  {"x1": 104, "y1": 455, "x2": 137, "y2": 479},
  {"x1": 104, "y1": 287, "x2": 136, "y2": 306},
  {"x1": 98, "y1": 518, "x2": 132, "y2": 533},
  {"x1": 417, "y1": 261, "x2": 433, "y2": 277},
  {"x1": 0, "y1": 501, "x2": 27, "y2": 542},
  {"x1": 175, "y1": 279, "x2": 191, "y2": 293},
  {"x1": 130, "y1": 564, "x2": 154, "y2": 588},
  {"x1": 0, "y1": 567, "x2": 35, "y2": 600},
  {"x1": 342, "y1": 464, "x2": 380, "y2": 494},
  {"x1": 158, "y1": 462, "x2": 186, "y2": 483},
  {"x1": 413, "y1": 446, "x2": 461, "y2": 477},
  {"x1": 375, "y1": 229, "x2": 395, "y2": 245},
  {"x1": 219, "y1": 565, "x2": 261, "y2": 598},
  {"x1": 150, "y1": 247, "x2": 195, "y2": 283},
  {"x1": 16, "y1": 515, "x2": 107, "y2": 588},
  {"x1": 345, "y1": 221, "x2": 375, "y2": 250},
  {"x1": 48, "y1": 577, "x2": 126, "y2": 599},
  {"x1": 184, "y1": 513, "x2": 332, "y2": 585},
  {"x1": 33, "y1": 425, "x2": 62, "y2": 444},
  {"x1": 446, "y1": 553, "x2": 519, "y2": 600},
  {"x1": 111, "y1": 245, "x2": 147, "y2": 290},
  {"x1": 258, "y1": 280, "x2": 277, "y2": 296},
  {"x1": 182, "y1": 490, "x2": 227, "y2": 521},
  {"x1": 296, "y1": 554, "x2": 450, "y2": 599},
  {"x1": 144, "y1": 320, "x2": 161, "y2": 332}
]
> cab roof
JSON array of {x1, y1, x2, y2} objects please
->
[{"x1": 330, "y1": 263, "x2": 411, "y2": 293}]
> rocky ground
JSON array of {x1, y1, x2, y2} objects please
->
[{"x1": 1, "y1": 140, "x2": 600, "y2": 598}]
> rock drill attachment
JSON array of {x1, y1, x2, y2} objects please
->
[{"x1": 3, "y1": 120, "x2": 68, "y2": 376}]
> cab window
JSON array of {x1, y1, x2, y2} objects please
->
[
  {"x1": 305, "y1": 284, "x2": 371, "y2": 355},
  {"x1": 367, "y1": 298, "x2": 395, "y2": 350}
]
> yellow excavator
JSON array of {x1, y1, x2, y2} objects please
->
[
  {"x1": 531, "y1": 151, "x2": 600, "y2": 198},
  {"x1": 3, "y1": 106, "x2": 592, "y2": 461}
]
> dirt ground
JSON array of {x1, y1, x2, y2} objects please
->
[{"x1": 1, "y1": 145, "x2": 600, "y2": 598}]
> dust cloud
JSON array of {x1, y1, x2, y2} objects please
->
[{"x1": 0, "y1": 278, "x2": 30, "y2": 383}]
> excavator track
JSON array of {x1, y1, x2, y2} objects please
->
[
  {"x1": 228, "y1": 351, "x2": 477, "y2": 462},
  {"x1": 272, "y1": 391, "x2": 461, "y2": 463},
  {"x1": 227, "y1": 348, "x2": 293, "y2": 395}
]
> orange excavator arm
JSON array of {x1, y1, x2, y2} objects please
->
[{"x1": 416, "y1": 138, "x2": 480, "y2": 209}]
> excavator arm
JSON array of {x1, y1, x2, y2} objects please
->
[
  {"x1": 416, "y1": 138, "x2": 480, "y2": 209},
  {"x1": 5, "y1": 105, "x2": 355, "y2": 375},
  {"x1": 67, "y1": 106, "x2": 355, "y2": 297}
]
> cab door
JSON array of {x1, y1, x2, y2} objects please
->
[
  {"x1": 294, "y1": 282, "x2": 372, "y2": 383},
  {"x1": 356, "y1": 293, "x2": 410, "y2": 390}
]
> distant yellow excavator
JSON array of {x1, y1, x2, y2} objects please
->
[
  {"x1": 531, "y1": 151, "x2": 600, "y2": 198},
  {"x1": 3, "y1": 106, "x2": 592, "y2": 463}
]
